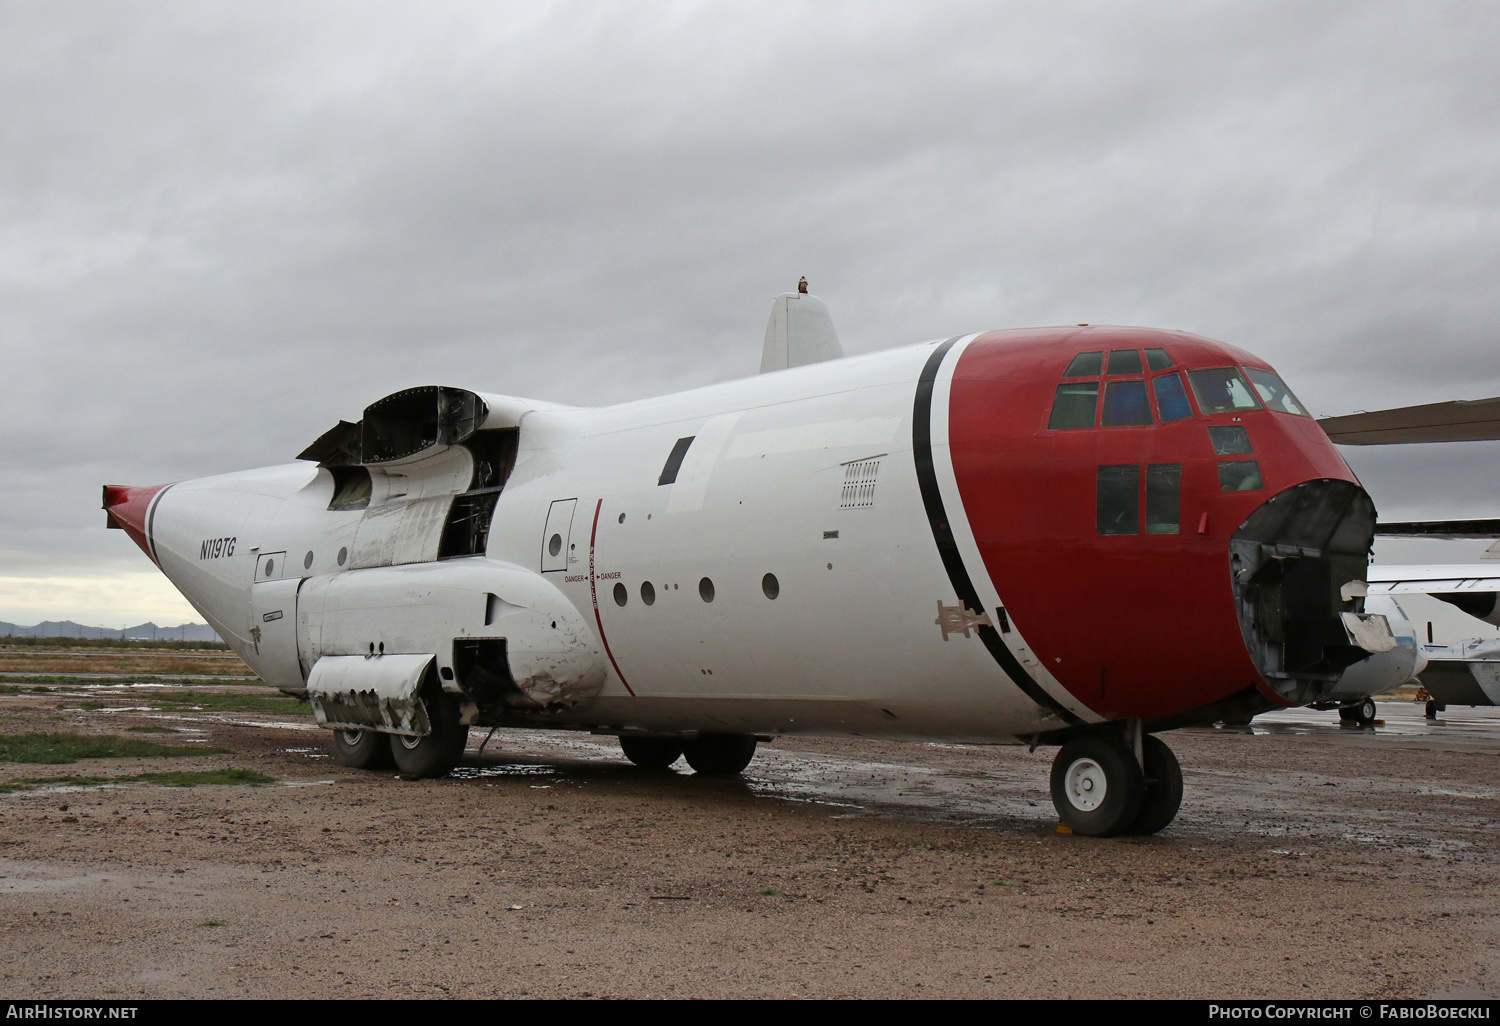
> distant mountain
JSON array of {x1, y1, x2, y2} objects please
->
[{"x1": 0, "y1": 620, "x2": 222, "y2": 642}]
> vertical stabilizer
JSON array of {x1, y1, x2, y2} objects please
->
[{"x1": 760, "y1": 284, "x2": 844, "y2": 373}]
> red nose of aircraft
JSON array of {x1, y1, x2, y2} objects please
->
[
  {"x1": 945, "y1": 327, "x2": 1375, "y2": 723},
  {"x1": 102, "y1": 483, "x2": 170, "y2": 563}
]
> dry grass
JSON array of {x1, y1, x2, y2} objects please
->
[{"x1": 0, "y1": 653, "x2": 251, "y2": 675}]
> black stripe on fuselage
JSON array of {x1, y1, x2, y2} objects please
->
[
  {"x1": 145, "y1": 484, "x2": 175, "y2": 566},
  {"x1": 912, "y1": 336, "x2": 1084, "y2": 726}
]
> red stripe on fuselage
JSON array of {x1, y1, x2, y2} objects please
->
[
  {"x1": 587, "y1": 498, "x2": 635, "y2": 697},
  {"x1": 945, "y1": 327, "x2": 1360, "y2": 720}
]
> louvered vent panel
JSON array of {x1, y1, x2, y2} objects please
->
[{"x1": 839, "y1": 459, "x2": 880, "y2": 508}]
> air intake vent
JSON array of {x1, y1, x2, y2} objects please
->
[{"x1": 840, "y1": 458, "x2": 881, "y2": 508}]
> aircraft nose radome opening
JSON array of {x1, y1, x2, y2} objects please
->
[
  {"x1": 102, "y1": 483, "x2": 170, "y2": 561},
  {"x1": 1229, "y1": 479, "x2": 1385, "y2": 704}
]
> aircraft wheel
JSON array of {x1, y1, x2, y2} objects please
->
[
  {"x1": 1338, "y1": 705, "x2": 1357, "y2": 723},
  {"x1": 1125, "y1": 735, "x2": 1183, "y2": 835},
  {"x1": 682, "y1": 734, "x2": 757, "y2": 776},
  {"x1": 329, "y1": 728, "x2": 395, "y2": 770},
  {"x1": 1353, "y1": 698, "x2": 1378, "y2": 727},
  {"x1": 1425, "y1": 701, "x2": 1444, "y2": 719},
  {"x1": 1049, "y1": 733, "x2": 1145, "y2": 837},
  {"x1": 390, "y1": 685, "x2": 470, "y2": 779},
  {"x1": 620, "y1": 737, "x2": 683, "y2": 769}
]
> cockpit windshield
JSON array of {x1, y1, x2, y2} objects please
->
[
  {"x1": 1187, "y1": 368, "x2": 1261, "y2": 414},
  {"x1": 1244, "y1": 368, "x2": 1310, "y2": 416}
]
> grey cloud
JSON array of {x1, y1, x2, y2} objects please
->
[{"x1": 3, "y1": 1, "x2": 1500, "y2": 594}]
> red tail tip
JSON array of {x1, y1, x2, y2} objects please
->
[{"x1": 103, "y1": 483, "x2": 169, "y2": 560}]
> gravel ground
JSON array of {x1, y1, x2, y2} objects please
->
[{"x1": 1, "y1": 688, "x2": 1497, "y2": 1000}]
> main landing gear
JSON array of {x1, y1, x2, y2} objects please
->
[
  {"x1": 1049, "y1": 729, "x2": 1183, "y2": 837},
  {"x1": 324, "y1": 681, "x2": 470, "y2": 779},
  {"x1": 619, "y1": 733, "x2": 759, "y2": 775}
]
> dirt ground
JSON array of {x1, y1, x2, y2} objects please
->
[{"x1": 1, "y1": 683, "x2": 1497, "y2": 1000}]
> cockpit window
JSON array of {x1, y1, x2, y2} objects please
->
[
  {"x1": 1145, "y1": 348, "x2": 1173, "y2": 371},
  {"x1": 1244, "y1": 368, "x2": 1310, "y2": 416},
  {"x1": 1153, "y1": 373, "x2": 1193, "y2": 422},
  {"x1": 1106, "y1": 349, "x2": 1143, "y2": 375},
  {"x1": 1063, "y1": 352, "x2": 1103, "y2": 377},
  {"x1": 1218, "y1": 460, "x2": 1264, "y2": 491},
  {"x1": 1208, "y1": 425, "x2": 1253, "y2": 455},
  {"x1": 1049, "y1": 382, "x2": 1099, "y2": 429},
  {"x1": 1101, "y1": 380, "x2": 1153, "y2": 426},
  {"x1": 1187, "y1": 368, "x2": 1261, "y2": 414}
]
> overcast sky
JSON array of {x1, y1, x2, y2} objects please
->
[{"x1": 3, "y1": 1, "x2": 1499, "y2": 626}]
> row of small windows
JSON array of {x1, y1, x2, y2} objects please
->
[
  {"x1": 1096, "y1": 459, "x2": 1266, "y2": 535},
  {"x1": 611, "y1": 573, "x2": 781, "y2": 607},
  {"x1": 1051, "y1": 351, "x2": 1310, "y2": 431}
]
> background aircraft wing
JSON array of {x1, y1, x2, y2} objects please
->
[
  {"x1": 1374, "y1": 519, "x2": 1500, "y2": 538},
  {"x1": 1317, "y1": 396, "x2": 1500, "y2": 444}
]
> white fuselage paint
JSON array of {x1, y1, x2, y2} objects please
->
[{"x1": 145, "y1": 338, "x2": 1093, "y2": 744}]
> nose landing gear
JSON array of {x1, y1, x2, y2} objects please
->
[
  {"x1": 1049, "y1": 730, "x2": 1183, "y2": 836},
  {"x1": 1337, "y1": 697, "x2": 1378, "y2": 727}
]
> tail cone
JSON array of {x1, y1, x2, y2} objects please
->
[{"x1": 103, "y1": 483, "x2": 170, "y2": 562}]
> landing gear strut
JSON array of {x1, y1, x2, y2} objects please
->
[{"x1": 1048, "y1": 731, "x2": 1183, "y2": 837}]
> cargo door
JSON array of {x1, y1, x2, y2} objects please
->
[{"x1": 250, "y1": 577, "x2": 306, "y2": 690}]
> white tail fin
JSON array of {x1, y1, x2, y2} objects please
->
[{"x1": 760, "y1": 289, "x2": 843, "y2": 373}]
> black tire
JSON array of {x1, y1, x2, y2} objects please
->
[
  {"x1": 1425, "y1": 700, "x2": 1444, "y2": 719},
  {"x1": 1354, "y1": 698, "x2": 1378, "y2": 726},
  {"x1": 1049, "y1": 733, "x2": 1145, "y2": 837},
  {"x1": 390, "y1": 684, "x2": 469, "y2": 779},
  {"x1": 1125, "y1": 735, "x2": 1183, "y2": 835},
  {"x1": 620, "y1": 737, "x2": 683, "y2": 769},
  {"x1": 329, "y1": 728, "x2": 395, "y2": 770},
  {"x1": 1338, "y1": 705, "x2": 1357, "y2": 723},
  {"x1": 681, "y1": 734, "x2": 757, "y2": 776}
]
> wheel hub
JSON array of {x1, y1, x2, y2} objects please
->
[{"x1": 1064, "y1": 757, "x2": 1107, "y2": 811}]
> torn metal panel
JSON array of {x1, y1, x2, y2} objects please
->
[
  {"x1": 934, "y1": 600, "x2": 993, "y2": 641},
  {"x1": 1229, "y1": 479, "x2": 1380, "y2": 703},
  {"x1": 1341, "y1": 612, "x2": 1397, "y2": 654},
  {"x1": 307, "y1": 653, "x2": 436, "y2": 736},
  {"x1": 347, "y1": 495, "x2": 450, "y2": 569}
]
